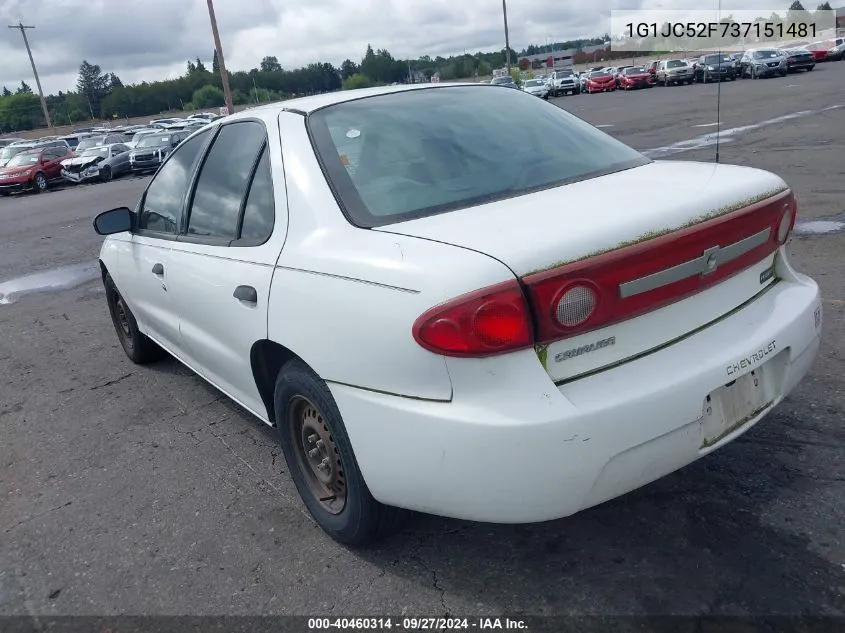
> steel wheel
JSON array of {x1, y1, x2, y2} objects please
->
[{"x1": 288, "y1": 395, "x2": 347, "y2": 515}]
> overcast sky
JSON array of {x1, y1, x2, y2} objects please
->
[{"x1": 0, "y1": 0, "x2": 814, "y2": 94}]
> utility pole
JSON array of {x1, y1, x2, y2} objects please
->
[
  {"x1": 8, "y1": 22, "x2": 52, "y2": 131},
  {"x1": 205, "y1": 0, "x2": 234, "y2": 115},
  {"x1": 502, "y1": 0, "x2": 511, "y2": 74}
]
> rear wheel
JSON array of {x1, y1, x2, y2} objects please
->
[
  {"x1": 104, "y1": 273, "x2": 165, "y2": 364},
  {"x1": 274, "y1": 359, "x2": 405, "y2": 546}
]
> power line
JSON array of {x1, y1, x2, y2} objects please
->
[{"x1": 7, "y1": 21, "x2": 53, "y2": 130}]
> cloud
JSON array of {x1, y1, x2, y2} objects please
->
[{"x1": 0, "y1": 0, "x2": 791, "y2": 94}]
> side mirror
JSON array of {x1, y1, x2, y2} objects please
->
[{"x1": 93, "y1": 207, "x2": 133, "y2": 235}]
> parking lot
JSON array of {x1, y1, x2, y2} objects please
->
[{"x1": 1, "y1": 63, "x2": 844, "y2": 618}]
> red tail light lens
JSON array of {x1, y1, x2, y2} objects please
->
[
  {"x1": 524, "y1": 189, "x2": 795, "y2": 345},
  {"x1": 412, "y1": 280, "x2": 534, "y2": 357},
  {"x1": 777, "y1": 200, "x2": 796, "y2": 244}
]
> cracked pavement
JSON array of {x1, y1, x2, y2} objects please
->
[{"x1": 1, "y1": 65, "x2": 844, "y2": 617}]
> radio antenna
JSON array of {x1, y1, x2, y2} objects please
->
[{"x1": 715, "y1": 0, "x2": 723, "y2": 163}]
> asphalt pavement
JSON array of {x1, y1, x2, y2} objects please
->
[{"x1": 1, "y1": 63, "x2": 844, "y2": 620}]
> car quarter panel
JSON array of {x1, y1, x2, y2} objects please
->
[{"x1": 267, "y1": 111, "x2": 518, "y2": 401}]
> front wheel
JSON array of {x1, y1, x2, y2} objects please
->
[
  {"x1": 274, "y1": 359, "x2": 405, "y2": 546},
  {"x1": 100, "y1": 166, "x2": 112, "y2": 182},
  {"x1": 104, "y1": 273, "x2": 165, "y2": 364},
  {"x1": 31, "y1": 172, "x2": 47, "y2": 193}
]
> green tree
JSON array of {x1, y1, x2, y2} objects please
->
[
  {"x1": 260, "y1": 56, "x2": 282, "y2": 72},
  {"x1": 212, "y1": 49, "x2": 220, "y2": 73},
  {"x1": 1, "y1": 86, "x2": 10, "y2": 97},
  {"x1": 343, "y1": 73, "x2": 372, "y2": 90},
  {"x1": 76, "y1": 61, "x2": 110, "y2": 116},
  {"x1": 817, "y1": 1, "x2": 832, "y2": 8},
  {"x1": 788, "y1": 1, "x2": 805, "y2": 9},
  {"x1": 108, "y1": 73, "x2": 123, "y2": 89},
  {"x1": 191, "y1": 85, "x2": 225, "y2": 107},
  {"x1": 340, "y1": 59, "x2": 358, "y2": 79},
  {"x1": 17, "y1": 81, "x2": 32, "y2": 94}
]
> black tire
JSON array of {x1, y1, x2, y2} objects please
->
[
  {"x1": 273, "y1": 359, "x2": 405, "y2": 546},
  {"x1": 104, "y1": 273, "x2": 165, "y2": 364},
  {"x1": 100, "y1": 166, "x2": 112, "y2": 182},
  {"x1": 807, "y1": 66, "x2": 814, "y2": 71},
  {"x1": 31, "y1": 172, "x2": 47, "y2": 193}
]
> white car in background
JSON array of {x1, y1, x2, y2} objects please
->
[
  {"x1": 521, "y1": 78, "x2": 550, "y2": 98},
  {"x1": 92, "y1": 83, "x2": 821, "y2": 546}
]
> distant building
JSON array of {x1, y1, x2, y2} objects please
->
[{"x1": 837, "y1": 6, "x2": 845, "y2": 29}]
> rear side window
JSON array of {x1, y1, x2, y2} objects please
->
[{"x1": 186, "y1": 121, "x2": 266, "y2": 241}]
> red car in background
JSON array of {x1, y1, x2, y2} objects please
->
[
  {"x1": 642, "y1": 60, "x2": 659, "y2": 78},
  {"x1": 618, "y1": 66, "x2": 655, "y2": 89},
  {"x1": 0, "y1": 145, "x2": 73, "y2": 196},
  {"x1": 584, "y1": 70, "x2": 616, "y2": 93},
  {"x1": 807, "y1": 40, "x2": 834, "y2": 61}
]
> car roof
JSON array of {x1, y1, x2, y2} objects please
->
[{"x1": 224, "y1": 83, "x2": 477, "y2": 119}]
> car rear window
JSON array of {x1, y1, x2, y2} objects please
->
[{"x1": 307, "y1": 86, "x2": 649, "y2": 228}]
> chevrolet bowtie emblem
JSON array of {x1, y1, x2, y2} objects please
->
[{"x1": 701, "y1": 246, "x2": 720, "y2": 275}]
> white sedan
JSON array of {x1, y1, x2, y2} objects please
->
[{"x1": 92, "y1": 83, "x2": 822, "y2": 546}]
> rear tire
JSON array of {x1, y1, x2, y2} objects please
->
[
  {"x1": 274, "y1": 359, "x2": 406, "y2": 546},
  {"x1": 104, "y1": 273, "x2": 165, "y2": 364}
]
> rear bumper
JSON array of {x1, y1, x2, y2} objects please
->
[{"x1": 331, "y1": 268, "x2": 821, "y2": 523}]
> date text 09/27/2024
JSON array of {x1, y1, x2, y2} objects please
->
[
  {"x1": 307, "y1": 617, "x2": 528, "y2": 630},
  {"x1": 625, "y1": 21, "x2": 817, "y2": 40}
]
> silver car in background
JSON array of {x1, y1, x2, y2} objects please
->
[{"x1": 521, "y1": 78, "x2": 550, "y2": 99}]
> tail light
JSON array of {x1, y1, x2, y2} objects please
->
[
  {"x1": 412, "y1": 280, "x2": 533, "y2": 357},
  {"x1": 524, "y1": 189, "x2": 796, "y2": 345},
  {"x1": 412, "y1": 190, "x2": 796, "y2": 357},
  {"x1": 777, "y1": 199, "x2": 796, "y2": 244}
]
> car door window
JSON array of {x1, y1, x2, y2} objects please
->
[
  {"x1": 237, "y1": 146, "x2": 275, "y2": 245},
  {"x1": 185, "y1": 121, "x2": 266, "y2": 242},
  {"x1": 138, "y1": 129, "x2": 211, "y2": 235}
]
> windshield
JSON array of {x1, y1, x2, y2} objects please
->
[
  {"x1": 624, "y1": 67, "x2": 646, "y2": 74},
  {"x1": 753, "y1": 50, "x2": 780, "y2": 59},
  {"x1": 0, "y1": 146, "x2": 32, "y2": 160},
  {"x1": 491, "y1": 77, "x2": 513, "y2": 84},
  {"x1": 704, "y1": 55, "x2": 731, "y2": 64},
  {"x1": 666, "y1": 60, "x2": 686, "y2": 68},
  {"x1": 591, "y1": 71, "x2": 609, "y2": 77},
  {"x1": 524, "y1": 80, "x2": 543, "y2": 87},
  {"x1": 6, "y1": 152, "x2": 39, "y2": 167},
  {"x1": 307, "y1": 85, "x2": 649, "y2": 228},
  {"x1": 81, "y1": 147, "x2": 109, "y2": 157},
  {"x1": 138, "y1": 136, "x2": 170, "y2": 147},
  {"x1": 76, "y1": 137, "x2": 106, "y2": 151},
  {"x1": 131, "y1": 132, "x2": 155, "y2": 143}
]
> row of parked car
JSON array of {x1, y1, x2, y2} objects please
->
[
  {"x1": 0, "y1": 112, "x2": 221, "y2": 196},
  {"x1": 515, "y1": 37, "x2": 844, "y2": 98}
]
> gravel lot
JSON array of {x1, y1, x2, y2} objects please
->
[{"x1": 1, "y1": 64, "x2": 844, "y2": 620}]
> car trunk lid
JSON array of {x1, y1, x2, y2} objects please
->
[{"x1": 377, "y1": 160, "x2": 794, "y2": 382}]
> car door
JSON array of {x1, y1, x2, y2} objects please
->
[
  {"x1": 116, "y1": 128, "x2": 213, "y2": 355},
  {"x1": 43, "y1": 147, "x2": 65, "y2": 180},
  {"x1": 166, "y1": 120, "x2": 278, "y2": 415},
  {"x1": 110, "y1": 144, "x2": 130, "y2": 174}
]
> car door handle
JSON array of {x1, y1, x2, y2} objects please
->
[
  {"x1": 151, "y1": 263, "x2": 164, "y2": 275},
  {"x1": 233, "y1": 285, "x2": 257, "y2": 304}
]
